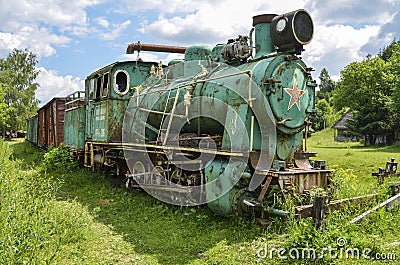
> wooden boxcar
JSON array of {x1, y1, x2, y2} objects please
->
[
  {"x1": 37, "y1": 97, "x2": 66, "y2": 148},
  {"x1": 26, "y1": 114, "x2": 38, "y2": 144}
]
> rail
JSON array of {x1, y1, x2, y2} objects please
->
[{"x1": 65, "y1": 91, "x2": 85, "y2": 110}]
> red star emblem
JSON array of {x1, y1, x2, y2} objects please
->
[{"x1": 284, "y1": 77, "x2": 305, "y2": 111}]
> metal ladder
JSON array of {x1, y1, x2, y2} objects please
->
[{"x1": 157, "y1": 88, "x2": 181, "y2": 145}]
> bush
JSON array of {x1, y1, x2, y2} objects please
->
[{"x1": 42, "y1": 145, "x2": 76, "y2": 172}]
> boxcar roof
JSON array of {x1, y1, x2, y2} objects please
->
[{"x1": 38, "y1": 97, "x2": 67, "y2": 111}]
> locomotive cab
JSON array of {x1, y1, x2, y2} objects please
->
[{"x1": 83, "y1": 61, "x2": 162, "y2": 169}]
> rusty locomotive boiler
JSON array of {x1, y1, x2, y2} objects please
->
[{"x1": 28, "y1": 9, "x2": 332, "y2": 218}]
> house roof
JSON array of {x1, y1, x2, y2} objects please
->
[{"x1": 332, "y1": 111, "x2": 353, "y2": 130}]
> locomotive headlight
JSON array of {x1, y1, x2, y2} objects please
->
[
  {"x1": 270, "y1": 9, "x2": 314, "y2": 54},
  {"x1": 276, "y1": 17, "x2": 287, "y2": 32}
]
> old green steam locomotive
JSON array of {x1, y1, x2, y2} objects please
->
[{"x1": 28, "y1": 9, "x2": 330, "y2": 217}]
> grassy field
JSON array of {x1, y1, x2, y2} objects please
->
[
  {"x1": 309, "y1": 129, "x2": 400, "y2": 177},
  {"x1": 309, "y1": 129, "x2": 400, "y2": 199},
  {"x1": 1, "y1": 130, "x2": 399, "y2": 265}
]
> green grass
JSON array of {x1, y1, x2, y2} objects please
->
[
  {"x1": 2, "y1": 133, "x2": 399, "y2": 265},
  {"x1": 309, "y1": 129, "x2": 400, "y2": 198},
  {"x1": 309, "y1": 129, "x2": 400, "y2": 176}
]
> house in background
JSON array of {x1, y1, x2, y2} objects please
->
[
  {"x1": 395, "y1": 130, "x2": 400, "y2": 142},
  {"x1": 331, "y1": 112, "x2": 358, "y2": 142},
  {"x1": 332, "y1": 111, "x2": 398, "y2": 144}
]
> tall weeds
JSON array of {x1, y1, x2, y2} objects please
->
[{"x1": 0, "y1": 140, "x2": 90, "y2": 264}]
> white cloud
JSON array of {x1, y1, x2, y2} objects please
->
[
  {"x1": 302, "y1": 23, "x2": 380, "y2": 79},
  {"x1": 0, "y1": 26, "x2": 71, "y2": 57},
  {"x1": 117, "y1": 0, "x2": 215, "y2": 14},
  {"x1": 165, "y1": 53, "x2": 184, "y2": 62},
  {"x1": 306, "y1": 24, "x2": 380, "y2": 63},
  {"x1": 95, "y1": 17, "x2": 110, "y2": 29},
  {"x1": 137, "y1": 1, "x2": 311, "y2": 44},
  {"x1": 133, "y1": 0, "x2": 393, "y2": 80},
  {"x1": 35, "y1": 67, "x2": 84, "y2": 106},
  {"x1": 0, "y1": 0, "x2": 106, "y2": 58},
  {"x1": 305, "y1": 0, "x2": 398, "y2": 25},
  {"x1": 120, "y1": 51, "x2": 184, "y2": 64},
  {"x1": 119, "y1": 0, "x2": 400, "y2": 82},
  {"x1": 118, "y1": 0, "x2": 309, "y2": 16},
  {"x1": 0, "y1": 33, "x2": 22, "y2": 50},
  {"x1": 361, "y1": 10, "x2": 400, "y2": 55},
  {"x1": 299, "y1": 0, "x2": 399, "y2": 79},
  {"x1": 100, "y1": 20, "x2": 132, "y2": 41},
  {"x1": 1, "y1": 0, "x2": 398, "y2": 94},
  {"x1": 0, "y1": 0, "x2": 104, "y2": 31}
]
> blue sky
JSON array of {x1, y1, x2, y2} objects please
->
[{"x1": 0, "y1": 0, "x2": 399, "y2": 106}]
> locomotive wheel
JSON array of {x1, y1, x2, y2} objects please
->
[
  {"x1": 132, "y1": 160, "x2": 146, "y2": 175},
  {"x1": 125, "y1": 153, "x2": 152, "y2": 188}
]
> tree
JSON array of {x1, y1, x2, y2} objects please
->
[
  {"x1": 388, "y1": 41, "x2": 400, "y2": 132},
  {"x1": 333, "y1": 54, "x2": 397, "y2": 144},
  {"x1": 0, "y1": 81, "x2": 9, "y2": 131},
  {"x1": 310, "y1": 68, "x2": 338, "y2": 131},
  {"x1": 0, "y1": 49, "x2": 39, "y2": 132},
  {"x1": 345, "y1": 96, "x2": 396, "y2": 144},
  {"x1": 317, "y1": 68, "x2": 336, "y2": 100},
  {"x1": 312, "y1": 98, "x2": 345, "y2": 131},
  {"x1": 379, "y1": 39, "x2": 398, "y2": 61}
]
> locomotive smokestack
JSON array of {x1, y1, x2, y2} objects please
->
[{"x1": 252, "y1": 14, "x2": 277, "y2": 58}]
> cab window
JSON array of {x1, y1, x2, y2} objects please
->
[
  {"x1": 114, "y1": 70, "x2": 130, "y2": 96},
  {"x1": 89, "y1": 78, "x2": 95, "y2": 100},
  {"x1": 95, "y1": 77, "x2": 102, "y2": 100},
  {"x1": 102, "y1": 73, "x2": 109, "y2": 97}
]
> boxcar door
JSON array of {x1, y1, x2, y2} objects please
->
[{"x1": 85, "y1": 78, "x2": 95, "y2": 139}]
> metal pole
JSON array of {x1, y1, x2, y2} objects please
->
[{"x1": 127, "y1": 42, "x2": 187, "y2": 54}]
